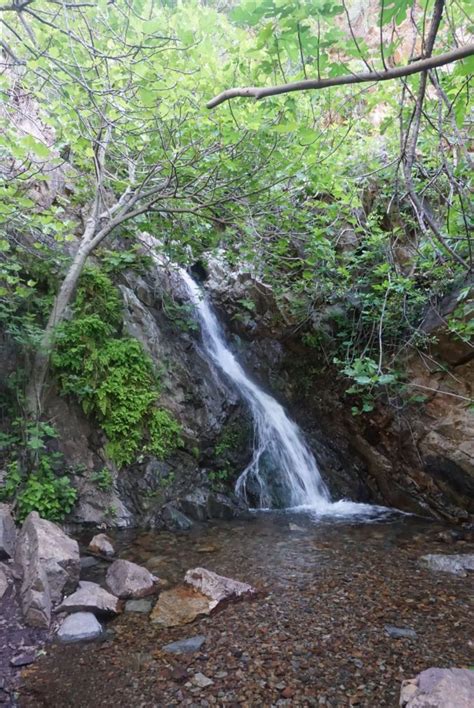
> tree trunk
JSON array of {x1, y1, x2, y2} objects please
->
[{"x1": 25, "y1": 236, "x2": 94, "y2": 418}]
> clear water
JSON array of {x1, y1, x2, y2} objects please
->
[{"x1": 179, "y1": 271, "x2": 394, "y2": 520}]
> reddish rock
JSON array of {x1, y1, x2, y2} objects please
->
[{"x1": 150, "y1": 585, "x2": 212, "y2": 627}]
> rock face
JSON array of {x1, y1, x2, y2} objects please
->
[
  {"x1": 206, "y1": 265, "x2": 474, "y2": 521},
  {"x1": 184, "y1": 567, "x2": 257, "y2": 606},
  {"x1": 56, "y1": 581, "x2": 121, "y2": 615},
  {"x1": 179, "y1": 489, "x2": 242, "y2": 522},
  {"x1": 0, "y1": 504, "x2": 16, "y2": 559},
  {"x1": 15, "y1": 512, "x2": 80, "y2": 628},
  {"x1": 0, "y1": 565, "x2": 8, "y2": 600},
  {"x1": 105, "y1": 559, "x2": 157, "y2": 599},
  {"x1": 88, "y1": 534, "x2": 115, "y2": 557},
  {"x1": 56, "y1": 612, "x2": 102, "y2": 643},
  {"x1": 420, "y1": 554, "x2": 474, "y2": 577},
  {"x1": 400, "y1": 668, "x2": 474, "y2": 707}
]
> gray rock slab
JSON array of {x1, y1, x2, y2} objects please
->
[
  {"x1": 0, "y1": 504, "x2": 16, "y2": 559},
  {"x1": 16, "y1": 512, "x2": 80, "y2": 603},
  {"x1": 420, "y1": 553, "x2": 474, "y2": 577},
  {"x1": 0, "y1": 566, "x2": 8, "y2": 600},
  {"x1": 56, "y1": 580, "x2": 121, "y2": 615},
  {"x1": 56, "y1": 612, "x2": 102, "y2": 643},
  {"x1": 184, "y1": 567, "x2": 257, "y2": 606},
  {"x1": 191, "y1": 672, "x2": 214, "y2": 688},
  {"x1": 162, "y1": 635, "x2": 206, "y2": 655},
  {"x1": 400, "y1": 667, "x2": 474, "y2": 707}
]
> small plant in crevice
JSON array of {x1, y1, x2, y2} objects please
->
[
  {"x1": 161, "y1": 292, "x2": 199, "y2": 333},
  {"x1": 208, "y1": 467, "x2": 232, "y2": 490},
  {"x1": 91, "y1": 467, "x2": 114, "y2": 492}
]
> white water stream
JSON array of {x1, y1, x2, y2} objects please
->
[{"x1": 180, "y1": 270, "x2": 390, "y2": 518}]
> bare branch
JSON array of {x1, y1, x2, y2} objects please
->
[{"x1": 207, "y1": 44, "x2": 474, "y2": 108}]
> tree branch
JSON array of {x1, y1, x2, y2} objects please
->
[{"x1": 207, "y1": 44, "x2": 474, "y2": 108}]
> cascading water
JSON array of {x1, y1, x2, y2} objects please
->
[
  {"x1": 179, "y1": 269, "x2": 394, "y2": 519},
  {"x1": 179, "y1": 269, "x2": 331, "y2": 511}
]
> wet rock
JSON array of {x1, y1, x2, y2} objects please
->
[
  {"x1": 15, "y1": 512, "x2": 80, "y2": 628},
  {"x1": 384, "y1": 625, "x2": 417, "y2": 639},
  {"x1": 124, "y1": 598, "x2": 153, "y2": 614},
  {"x1": 207, "y1": 492, "x2": 239, "y2": 521},
  {"x1": 80, "y1": 556, "x2": 100, "y2": 570},
  {"x1": 289, "y1": 523, "x2": 305, "y2": 532},
  {"x1": 150, "y1": 585, "x2": 212, "y2": 627},
  {"x1": 179, "y1": 488, "x2": 240, "y2": 522},
  {"x1": 400, "y1": 667, "x2": 474, "y2": 707},
  {"x1": 0, "y1": 504, "x2": 16, "y2": 559},
  {"x1": 420, "y1": 553, "x2": 474, "y2": 577},
  {"x1": 56, "y1": 611, "x2": 102, "y2": 643},
  {"x1": 184, "y1": 567, "x2": 257, "y2": 606},
  {"x1": 191, "y1": 672, "x2": 214, "y2": 688},
  {"x1": 56, "y1": 581, "x2": 121, "y2": 616},
  {"x1": 88, "y1": 533, "x2": 115, "y2": 557},
  {"x1": 162, "y1": 635, "x2": 206, "y2": 654},
  {"x1": 162, "y1": 504, "x2": 193, "y2": 531},
  {"x1": 180, "y1": 489, "x2": 209, "y2": 521},
  {"x1": 0, "y1": 566, "x2": 8, "y2": 600},
  {"x1": 10, "y1": 652, "x2": 36, "y2": 668},
  {"x1": 105, "y1": 559, "x2": 158, "y2": 598}
]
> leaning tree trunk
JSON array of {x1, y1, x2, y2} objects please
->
[{"x1": 25, "y1": 234, "x2": 95, "y2": 418}]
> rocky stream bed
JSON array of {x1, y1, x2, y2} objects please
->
[{"x1": 3, "y1": 511, "x2": 472, "y2": 707}]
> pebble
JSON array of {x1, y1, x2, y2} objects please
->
[
  {"x1": 192, "y1": 673, "x2": 215, "y2": 688},
  {"x1": 162, "y1": 635, "x2": 206, "y2": 654},
  {"x1": 384, "y1": 625, "x2": 418, "y2": 639}
]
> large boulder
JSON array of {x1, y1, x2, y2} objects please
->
[
  {"x1": 15, "y1": 512, "x2": 80, "y2": 627},
  {"x1": 56, "y1": 612, "x2": 102, "y2": 643},
  {"x1": 105, "y1": 559, "x2": 158, "y2": 599},
  {"x1": 400, "y1": 668, "x2": 474, "y2": 707},
  {"x1": 56, "y1": 581, "x2": 121, "y2": 616},
  {"x1": 0, "y1": 504, "x2": 16, "y2": 559}
]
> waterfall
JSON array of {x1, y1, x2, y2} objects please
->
[
  {"x1": 179, "y1": 270, "x2": 395, "y2": 518},
  {"x1": 179, "y1": 270, "x2": 333, "y2": 510}
]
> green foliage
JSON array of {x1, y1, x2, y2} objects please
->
[
  {"x1": 0, "y1": 422, "x2": 77, "y2": 522},
  {"x1": 97, "y1": 246, "x2": 153, "y2": 276},
  {"x1": 91, "y1": 467, "x2": 114, "y2": 492},
  {"x1": 147, "y1": 409, "x2": 182, "y2": 461},
  {"x1": 161, "y1": 294, "x2": 199, "y2": 333},
  {"x1": 208, "y1": 468, "x2": 232, "y2": 487},
  {"x1": 52, "y1": 267, "x2": 181, "y2": 467}
]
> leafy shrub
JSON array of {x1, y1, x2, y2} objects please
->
[
  {"x1": 0, "y1": 425, "x2": 77, "y2": 522},
  {"x1": 52, "y1": 266, "x2": 181, "y2": 467}
]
